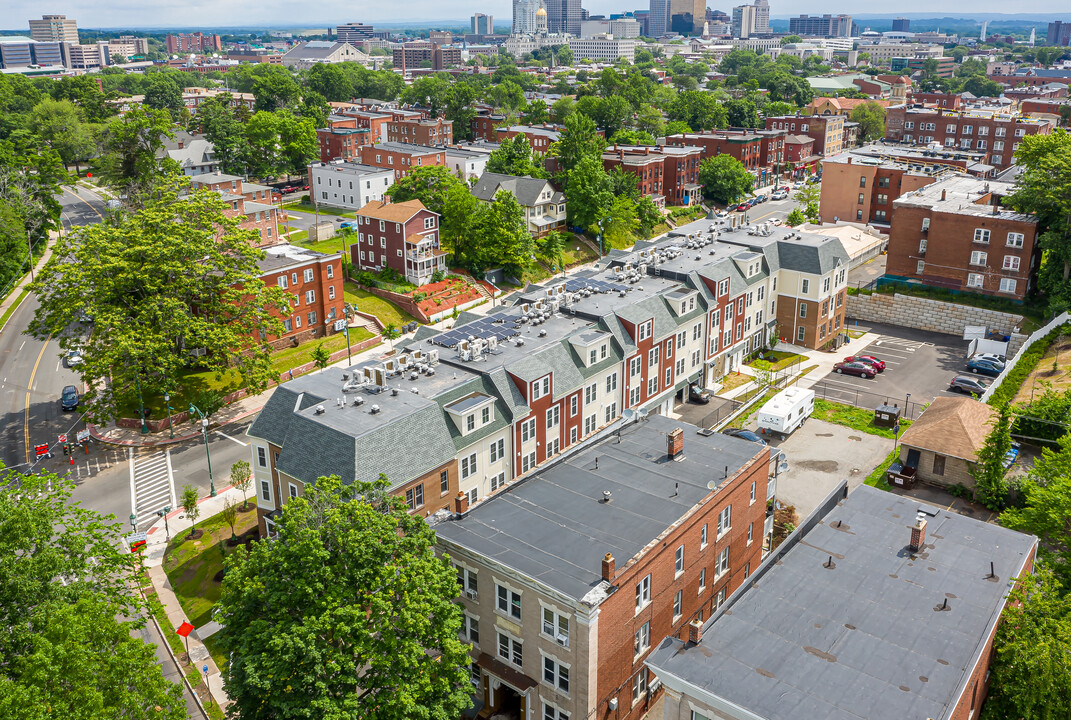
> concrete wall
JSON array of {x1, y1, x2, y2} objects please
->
[{"x1": 845, "y1": 292, "x2": 1024, "y2": 337}]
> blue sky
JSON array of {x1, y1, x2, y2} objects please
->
[{"x1": 9, "y1": 2, "x2": 1068, "y2": 29}]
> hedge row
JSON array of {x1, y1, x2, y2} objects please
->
[{"x1": 987, "y1": 322, "x2": 1070, "y2": 409}]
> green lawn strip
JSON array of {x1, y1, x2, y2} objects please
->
[
  {"x1": 163, "y1": 506, "x2": 258, "y2": 629},
  {"x1": 812, "y1": 398, "x2": 913, "y2": 440},
  {"x1": 864, "y1": 448, "x2": 898, "y2": 491},
  {"x1": 727, "y1": 387, "x2": 780, "y2": 428},
  {"x1": 342, "y1": 283, "x2": 418, "y2": 327},
  {"x1": 747, "y1": 350, "x2": 805, "y2": 372},
  {"x1": 147, "y1": 592, "x2": 223, "y2": 716},
  {"x1": 283, "y1": 229, "x2": 309, "y2": 243},
  {"x1": 293, "y1": 235, "x2": 351, "y2": 255},
  {"x1": 269, "y1": 327, "x2": 376, "y2": 376},
  {"x1": 203, "y1": 635, "x2": 229, "y2": 677},
  {"x1": 282, "y1": 201, "x2": 355, "y2": 218},
  {"x1": 0, "y1": 288, "x2": 30, "y2": 330}
]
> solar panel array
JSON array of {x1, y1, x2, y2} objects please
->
[{"x1": 432, "y1": 315, "x2": 521, "y2": 348}]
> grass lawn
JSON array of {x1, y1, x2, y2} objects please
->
[
  {"x1": 283, "y1": 229, "x2": 309, "y2": 243},
  {"x1": 864, "y1": 448, "x2": 898, "y2": 491},
  {"x1": 282, "y1": 201, "x2": 355, "y2": 218},
  {"x1": 715, "y1": 372, "x2": 752, "y2": 396},
  {"x1": 521, "y1": 263, "x2": 553, "y2": 285},
  {"x1": 293, "y1": 234, "x2": 352, "y2": 255},
  {"x1": 812, "y1": 398, "x2": 913, "y2": 440},
  {"x1": 747, "y1": 350, "x2": 805, "y2": 372},
  {"x1": 162, "y1": 502, "x2": 259, "y2": 630},
  {"x1": 269, "y1": 327, "x2": 376, "y2": 376},
  {"x1": 343, "y1": 283, "x2": 417, "y2": 327},
  {"x1": 0, "y1": 288, "x2": 29, "y2": 330},
  {"x1": 117, "y1": 365, "x2": 245, "y2": 419},
  {"x1": 727, "y1": 387, "x2": 780, "y2": 428}
]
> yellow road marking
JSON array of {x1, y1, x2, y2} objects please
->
[
  {"x1": 24, "y1": 340, "x2": 49, "y2": 464},
  {"x1": 69, "y1": 188, "x2": 104, "y2": 220}
]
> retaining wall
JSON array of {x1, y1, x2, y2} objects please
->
[{"x1": 845, "y1": 292, "x2": 1024, "y2": 338}]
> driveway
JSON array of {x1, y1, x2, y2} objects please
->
[
  {"x1": 811, "y1": 322, "x2": 972, "y2": 420},
  {"x1": 768, "y1": 419, "x2": 893, "y2": 518}
]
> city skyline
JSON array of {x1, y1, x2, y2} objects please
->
[{"x1": 5, "y1": 3, "x2": 1071, "y2": 30}]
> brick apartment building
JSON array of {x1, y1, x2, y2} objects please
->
[
  {"x1": 819, "y1": 145, "x2": 997, "y2": 227},
  {"x1": 665, "y1": 129, "x2": 787, "y2": 186},
  {"x1": 886, "y1": 175, "x2": 1039, "y2": 300},
  {"x1": 908, "y1": 92, "x2": 964, "y2": 110},
  {"x1": 165, "y1": 32, "x2": 221, "y2": 54},
  {"x1": 189, "y1": 172, "x2": 280, "y2": 247},
  {"x1": 316, "y1": 116, "x2": 374, "y2": 162},
  {"x1": 256, "y1": 244, "x2": 345, "y2": 347},
  {"x1": 783, "y1": 135, "x2": 818, "y2": 175},
  {"x1": 496, "y1": 124, "x2": 564, "y2": 154},
  {"x1": 436, "y1": 416, "x2": 773, "y2": 720},
  {"x1": 765, "y1": 115, "x2": 844, "y2": 157},
  {"x1": 354, "y1": 142, "x2": 446, "y2": 180},
  {"x1": 393, "y1": 42, "x2": 462, "y2": 70},
  {"x1": 646, "y1": 482, "x2": 1037, "y2": 720},
  {"x1": 351, "y1": 199, "x2": 447, "y2": 284},
  {"x1": 603, "y1": 145, "x2": 703, "y2": 207},
  {"x1": 245, "y1": 220, "x2": 851, "y2": 540},
  {"x1": 386, "y1": 114, "x2": 453, "y2": 146},
  {"x1": 471, "y1": 106, "x2": 508, "y2": 142},
  {"x1": 884, "y1": 106, "x2": 1055, "y2": 170}
]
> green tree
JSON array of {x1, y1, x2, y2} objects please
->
[
  {"x1": 28, "y1": 175, "x2": 290, "y2": 422},
  {"x1": 763, "y1": 100, "x2": 798, "y2": 117},
  {"x1": 144, "y1": 74, "x2": 183, "y2": 117},
  {"x1": 602, "y1": 195, "x2": 639, "y2": 248},
  {"x1": 668, "y1": 91, "x2": 727, "y2": 131},
  {"x1": 443, "y1": 82, "x2": 479, "y2": 141},
  {"x1": 1006, "y1": 131, "x2": 1071, "y2": 313},
  {"x1": 982, "y1": 566, "x2": 1071, "y2": 720},
  {"x1": 698, "y1": 154, "x2": 755, "y2": 206},
  {"x1": 551, "y1": 111, "x2": 606, "y2": 180},
  {"x1": 181, "y1": 483, "x2": 200, "y2": 537},
  {"x1": 251, "y1": 65, "x2": 301, "y2": 112},
  {"x1": 296, "y1": 90, "x2": 331, "y2": 128},
  {"x1": 306, "y1": 62, "x2": 351, "y2": 102},
  {"x1": 795, "y1": 181, "x2": 821, "y2": 209},
  {"x1": 222, "y1": 496, "x2": 239, "y2": 543},
  {"x1": 551, "y1": 96, "x2": 575, "y2": 123},
  {"x1": 522, "y1": 98, "x2": 549, "y2": 125},
  {"x1": 0, "y1": 139, "x2": 66, "y2": 261},
  {"x1": 490, "y1": 79, "x2": 526, "y2": 113},
  {"x1": 564, "y1": 154, "x2": 613, "y2": 231},
  {"x1": 1001, "y1": 434, "x2": 1071, "y2": 588},
  {"x1": 96, "y1": 107, "x2": 175, "y2": 200},
  {"x1": 48, "y1": 74, "x2": 111, "y2": 123},
  {"x1": 780, "y1": 35, "x2": 803, "y2": 45},
  {"x1": 440, "y1": 181, "x2": 481, "y2": 267},
  {"x1": 230, "y1": 460, "x2": 253, "y2": 510},
  {"x1": 802, "y1": 200, "x2": 820, "y2": 223},
  {"x1": 310, "y1": 342, "x2": 331, "y2": 371},
  {"x1": 485, "y1": 133, "x2": 549, "y2": 178},
  {"x1": 725, "y1": 98, "x2": 760, "y2": 128},
  {"x1": 0, "y1": 472, "x2": 186, "y2": 719},
  {"x1": 849, "y1": 101, "x2": 887, "y2": 142},
  {"x1": 244, "y1": 110, "x2": 317, "y2": 179},
  {"x1": 610, "y1": 128, "x2": 657, "y2": 146},
  {"x1": 971, "y1": 403, "x2": 1012, "y2": 510},
  {"x1": 785, "y1": 208, "x2": 806, "y2": 226},
  {"x1": 635, "y1": 103, "x2": 665, "y2": 138},
  {"x1": 664, "y1": 120, "x2": 692, "y2": 135},
  {"x1": 385, "y1": 165, "x2": 465, "y2": 216},
  {"x1": 28, "y1": 99, "x2": 96, "y2": 170},
  {"x1": 382, "y1": 323, "x2": 400, "y2": 351},
  {"x1": 401, "y1": 75, "x2": 451, "y2": 115},
  {"x1": 472, "y1": 191, "x2": 535, "y2": 276},
  {"x1": 635, "y1": 194, "x2": 663, "y2": 237},
  {"x1": 216, "y1": 474, "x2": 471, "y2": 720},
  {"x1": 199, "y1": 96, "x2": 248, "y2": 176}
]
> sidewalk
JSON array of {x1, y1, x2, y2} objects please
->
[
  {"x1": 0, "y1": 230, "x2": 59, "y2": 336},
  {"x1": 143, "y1": 485, "x2": 246, "y2": 712}
]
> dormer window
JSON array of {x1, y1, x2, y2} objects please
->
[
  {"x1": 532, "y1": 376, "x2": 550, "y2": 400},
  {"x1": 637, "y1": 320, "x2": 653, "y2": 341}
]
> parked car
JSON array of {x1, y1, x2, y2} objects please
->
[
  {"x1": 972, "y1": 352, "x2": 1007, "y2": 365},
  {"x1": 60, "y1": 385, "x2": 79, "y2": 411},
  {"x1": 688, "y1": 385, "x2": 711, "y2": 404},
  {"x1": 779, "y1": 185, "x2": 791, "y2": 192},
  {"x1": 966, "y1": 357, "x2": 1004, "y2": 377},
  {"x1": 339, "y1": 221, "x2": 357, "y2": 230},
  {"x1": 734, "y1": 203, "x2": 749, "y2": 212},
  {"x1": 771, "y1": 189, "x2": 788, "y2": 200},
  {"x1": 833, "y1": 361, "x2": 876, "y2": 378},
  {"x1": 65, "y1": 348, "x2": 83, "y2": 367},
  {"x1": 1003, "y1": 441, "x2": 1021, "y2": 469},
  {"x1": 753, "y1": 194, "x2": 767, "y2": 204},
  {"x1": 721, "y1": 428, "x2": 768, "y2": 445},
  {"x1": 843, "y1": 354, "x2": 885, "y2": 372},
  {"x1": 714, "y1": 210, "x2": 729, "y2": 219},
  {"x1": 949, "y1": 375, "x2": 988, "y2": 394}
]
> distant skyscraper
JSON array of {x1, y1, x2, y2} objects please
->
[
  {"x1": 669, "y1": 0, "x2": 704, "y2": 34},
  {"x1": 753, "y1": 0, "x2": 770, "y2": 34},
  {"x1": 891, "y1": 17, "x2": 909, "y2": 32},
  {"x1": 980, "y1": 21, "x2": 987, "y2": 42},
  {"x1": 28, "y1": 14, "x2": 78, "y2": 44},
  {"x1": 788, "y1": 14, "x2": 852, "y2": 38},
  {"x1": 471, "y1": 14, "x2": 494, "y2": 34},
  {"x1": 732, "y1": 3, "x2": 757, "y2": 38},
  {"x1": 648, "y1": 0, "x2": 671, "y2": 37},
  {"x1": 513, "y1": 0, "x2": 540, "y2": 34},
  {"x1": 1028, "y1": 27, "x2": 1035, "y2": 46},
  {"x1": 336, "y1": 23, "x2": 375, "y2": 43},
  {"x1": 1047, "y1": 21, "x2": 1071, "y2": 47},
  {"x1": 547, "y1": 0, "x2": 581, "y2": 34}
]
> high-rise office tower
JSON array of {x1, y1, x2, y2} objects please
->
[
  {"x1": 471, "y1": 14, "x2": 494, "y2": 34},
  {"x1": 546, "y1": 0, "x2": 581, "y2": 35},
  {"x1": 28, "y1": 14, "x2": 78, "y2": 44},
  {"x1": 891, "y1": 17, "x2": 910, "y2": 32},
  {"x1": 513, "y1": 0, "x2": 540, "y2": 33},
  {"x1": 336, "y1": 23, "x2": 375, "y2": 43},
  {"x1": 753, "y1": 0, "x2": 770, "y2": 34},
  {"x1": 648, "y1": 0, "x2": 671, "y2": 37},
  {"x1": 669, "y1": 0, "x2": 705, "y2": 34}
]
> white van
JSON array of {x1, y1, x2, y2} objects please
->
[{"x1": 756, "y1": 386, "x2": 815, "y2": 439}]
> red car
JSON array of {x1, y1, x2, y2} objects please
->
[
  {"x1": 833, "y1": 361, "x2": 876, "y2": 379},
  {"x1": 843, "y1": 355, "x2": 885, "y2": 372},
  {"x1": 734, "y1": 203, "x2": 749, "y2": 212},
  {"x1": 302, "y1": 184, "x2": 310, "y2": 191}
]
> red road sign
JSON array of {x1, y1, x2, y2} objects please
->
[
  {"x1": 176, "y1": 621, "x2": 195, "y2": 638},
  {"x1": 58, "y1": 433, "x2": 67, "y2": 443},
  {"x1": 34, "y1": 444, "x2": 50, "y2": 459}
]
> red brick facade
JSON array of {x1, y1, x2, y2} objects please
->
[
  {"x1": 257, "y1": 247, "x2": 346, "y2": 346},
  {"x1": 884, "y1": 107, "x2": 1054, "y2": 169},
  {"x1": 386, "y1": 116, "x2": 453, "y2": 146},
  {"x1": 351, "y1": 199, "x2": 447, "y2": 284},
  {"x1": 354, "y1": 143, "x2": 446, "y2": 180},
  {"x1": 765, "y1": 115, "x2": 844, "y2": 157},
  {"x1": 602, "y1": 145, "x2": 702, "y2": 206}
]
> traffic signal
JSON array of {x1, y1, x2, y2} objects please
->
[{"x1": 62, "y1": 443, "x2": 69, "y2": 456}]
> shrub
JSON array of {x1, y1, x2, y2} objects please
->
[{"x1": 987, "y1": 323, "x2": 1070, "y2": 408}]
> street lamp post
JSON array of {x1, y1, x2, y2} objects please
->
[
  {"x1": 163, "y1": 393, "x2": 174, "y2": 440},
  {"x1": 156, "y1": 506, "x2": 172, "y2": 541},
  {"x1": 188, "y1": 404, "x2": 216, "y2": 497},
  {"x1": 129, "y1": 513, "x2": 137, "y2": 531},
  {"x1": 135, "y1": 373, "x2": 148, "y2": 435}
]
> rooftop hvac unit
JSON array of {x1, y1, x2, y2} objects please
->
[
  {"x1": 412, "y1": 349, "x2": 424, "y2": 362},
  {"x1": 315, "y1": 405, "x2": 326, "y2": 414},
  {"x1": 384, "y1": 358, "x2": 398, "y2": 374},
  {"x1": 549, "y1": 299, "x2": 560, "y2": 313},
  {"x1": 370, "y1": 404, "x2": 381, "y2": 414},
  {"x1": 521, "y1": 303, "x2": 531, "y2": 314},
  {"x1": 353, "y1": 396, "x2": 364, "y2": 406},
  {"x1": 458, "y1": 339, "x2": 470, "y2": 353},
  {"x1": 486, "y1": 336, "x2": 498, "y2": 352},
  {"x1": 373, "y1": 367, "x2": 386, "y2": 388},
  {"x1": 342, "y1": 375, "x2": 365, "y2": 392},
  {"x1": 460, "y1": 349, "x2": 472, "y2": 361},
  {"x1": 398, "y1": 353, "x2": 410, "y2": 369},
  {"x1": 427, "y1": 349, "x2": 439, "y2": 365}
]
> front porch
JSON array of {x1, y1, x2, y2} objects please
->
[{"x1": 472, "y1": 652, "x2": 538, "y2": 720}]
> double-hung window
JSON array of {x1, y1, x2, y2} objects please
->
[
  {"x1": 497, "y1": 585, "x2": 521, "y2": 619},
  {"x1": 635, "y1": 575, "x2": 651, "y2": 610}
]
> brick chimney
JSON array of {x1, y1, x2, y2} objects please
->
[
  {"x1": 668, "y1": 427, "x2": 684, "y2": 460},
  {"x1": 454, "y1": 491, "x2": 469, "y2": 514},
  {"x1": 688, "y1": 618, "x2": 703, "y2": 644},
  {"x1": 941, "y1": 189, "x2": 947, "y2": 201},
  {"x1": 177, "y1": 139, "x2": 184, "y2": 149},
  {"x1": 601, "y1": 552, "x2": 615, "y2": 581},
  {"x1": 909, "y1": 512, "x2": 927, "y2": 552}
]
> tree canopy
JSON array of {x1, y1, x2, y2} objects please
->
[
  {"x1": 216, "y1": 474, "x2": 472, "y2": 720},
  {"x1": 28, "y1": 174, "x2": 290, "y2": 422},
  {"x1": 698, "y1": 155, "x2": 754, "y2": 206},
  {"x1": 485, "y1": 133, "x2": 549, "y2": 179},
  {"x1": 0, "y1": 471, "x2": 186, "y2": 719}
]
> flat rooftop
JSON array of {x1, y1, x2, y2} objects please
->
[
  {"x1": 823, "y1": 145, "x2": 993, "y2": 176},
  {"x1": 894, "y1": 175, "x2": 1035, "y2": 222},
  {"x1": 310, "y1": 161, "x2": 392, "y2": 175},
  {"x1": 435, "y1": 413, "x2": 766, "y2": 602},
  {"x1": 647, "y1": 484, "x2": 1036, "y2": 720},
  {"x1": 257, "y1": 243, "x2": 337, "y2": 274}
]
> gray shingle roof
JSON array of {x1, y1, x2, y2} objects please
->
[
  {"x1": 775, "y1": 236, "x2": 849, "y2": 275},
  {"x1": 645, "y1": 484, "x2": 1037, "y2": 720},
  {"x1": 471, "y1": 173, "x2": 562, "y2": 207}
]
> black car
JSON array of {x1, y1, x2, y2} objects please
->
[
  {"x1": 60, "y1": 385, "x2": 79, "y2": 411},
  {"x1": 949, "y1": 375, "x2": 988, "y2": 395},
  {"x1": 720, "y1": 428, "x2": 768, "y2": 445}
]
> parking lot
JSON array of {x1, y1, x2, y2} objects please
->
[{"x1": 811, "y1": 322, "x2": 977, "y2": 419}]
